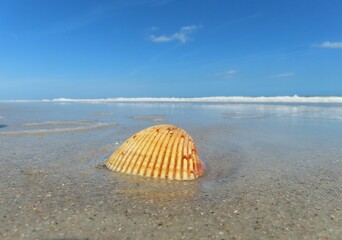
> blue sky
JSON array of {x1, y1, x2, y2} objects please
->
[{"x1": 0, "y1": 0, "x2": 341, "y2": 99}]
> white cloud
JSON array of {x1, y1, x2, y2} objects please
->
[
  {"x1": 270, "y1": 72, "x2": 295, "y2": 78},
  {"x1": 226, "y1": 70, "x2": 237, "y2": 75},
  {"x1": 315, "y1": 41, "x2": 342, "y2": 49},
  {"x1": 215, "y1": 70, "x2": 238, "y2": 79},
  {"x1": 149, "y1": 25, "x2": 201, "y2": 43},
  {"x1": 148, "y1": 26, "x2": 159, "y2": 32}
]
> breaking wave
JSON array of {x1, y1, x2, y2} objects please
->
[{"x1": 2, "y1": 96, "x2": 342, "y2": 103}]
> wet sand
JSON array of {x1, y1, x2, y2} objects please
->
[{"x1": 1, "y1": 102, "x2": 342, "y2": 239}]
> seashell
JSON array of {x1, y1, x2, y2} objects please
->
[{"x1": 106, "y1": 124, "x2": 204, "y2": 180}]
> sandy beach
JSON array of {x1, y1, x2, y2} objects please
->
[{"x1": 1, "y1": 102, "x2": 342, "y2": 239}]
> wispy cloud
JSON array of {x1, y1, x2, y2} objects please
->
[
  {"x1": 214, "y1": 13, "x2": 263, "y2": 31},
  {"x1": 270, "y1": 72, "x2": 295, "y2": 78},
  {"x1": 149, "y1": 25, "x2": 202, "y2": 43},
  {"x1": 315, "y1": 41, "x2": 342, "y2": 49},
  {"x1": 215, "y1": 70, "x2": 238, "y2": 79}
]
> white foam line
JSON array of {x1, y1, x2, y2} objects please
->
[
  {"x1": 22, "y1": 120, "x2": 95, "y2": 127},
  {"x1": 0, "y1": 122, "x2": 116, "y2": 136},
  {"x1": 1, "y1": 96, "x2": 342, "y2": 103}
]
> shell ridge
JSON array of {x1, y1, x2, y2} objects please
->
[
  {"x1": 160, "y1": 129, "x2": 178, "y2": 179},
  {"x1": 141, "y1": 127, "x2": 166, "y2": 176},
  {"x1": 107, "y1": 145, "x2": 125, "y2": 170},
  {"x1": 123, "y1": 127, "x2": 157, "y2": 172},
  {"x1": 108, "y1": 144, "x2": 127, "y2": 170},
  {"x1": 117, "y1": 128, "x2": 149, "y2": 172},
  {"x1": 188, "y1": 140, "x2": 195, "y2": 179},
  {"x1": 109, "y1": 128, "x2": 148, "y2": 170},
  {"x1": 135, "y1": 127, "x2": 160, "y2": 175},
  {"x1": 153, "y1": 130, "x2": 172, "y2": 178},
  {"x1": 131, "y1": 127, "x2": 158, "y2": 175},
  {"x1": 185, "y1": 137, "x2": 191, "y2": 179},
  {"x1": 125, "y1": 128, "x2": 155, "y2": 174},
  {"x1": 172, "y1": 129, "x2": 185, "y2": 179},
  {"x1": 176, "y1": 135, "x2": 185, "y2": 179},
  {"x1": 183, "y1": 134, "x2": 189, "y2": 180},
  {"x1": 120, "y1": 127, "x2": 154, "y2": 173},
  {"x1": 156, "y1": 142, "x2": 168, "y2": 178},
  {"x1": 162, "y1": 130, "x2": 177, "y2": 179},
  {"x1": 191, "y1": 139, "x2": 199, "y2": 178},
  {"x1": 173, "y1": 130, "x2": 183, "y2": 179},
  {"x1": 166, "y1": 129, "x2": 182, "y2": 179},
  {"x1": 146, "y1": 127, "x2": 170, "y2": 177},
  {"x1": 137, "y1": 128, "x2": 161, "y2": 175},
  {"x1": 115, "y1": 139, "x2": 139, "y2": 172}
]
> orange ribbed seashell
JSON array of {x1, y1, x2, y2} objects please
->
[{"x1": 106, "y1": 125, "x2": 204, "y2": 180}]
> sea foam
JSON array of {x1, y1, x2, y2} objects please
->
[{"x1": 1, "y1": 96, "x2": 342, "y2": 103}]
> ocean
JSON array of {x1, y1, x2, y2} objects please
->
[{"x1": 1, "y1": 99, "x2": 341, "y2": 239}]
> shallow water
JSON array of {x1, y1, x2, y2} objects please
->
[{"x1": 1, "y1": 102, "x2": 342, "y2": 239}]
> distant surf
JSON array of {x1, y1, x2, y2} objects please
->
[
  {"x1": 0, "y1": 122, "x2": 116, "y2": 136},
  {"x1": 22, "y1": 120, "x2": 96, "y2": 127},
  {"x1": 1, "y1": 96, "x2": 342, "y2": 103}
]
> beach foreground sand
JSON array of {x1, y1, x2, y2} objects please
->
[{"x1": 1, "y1": 102, "x2": 342, "y2": 239}]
